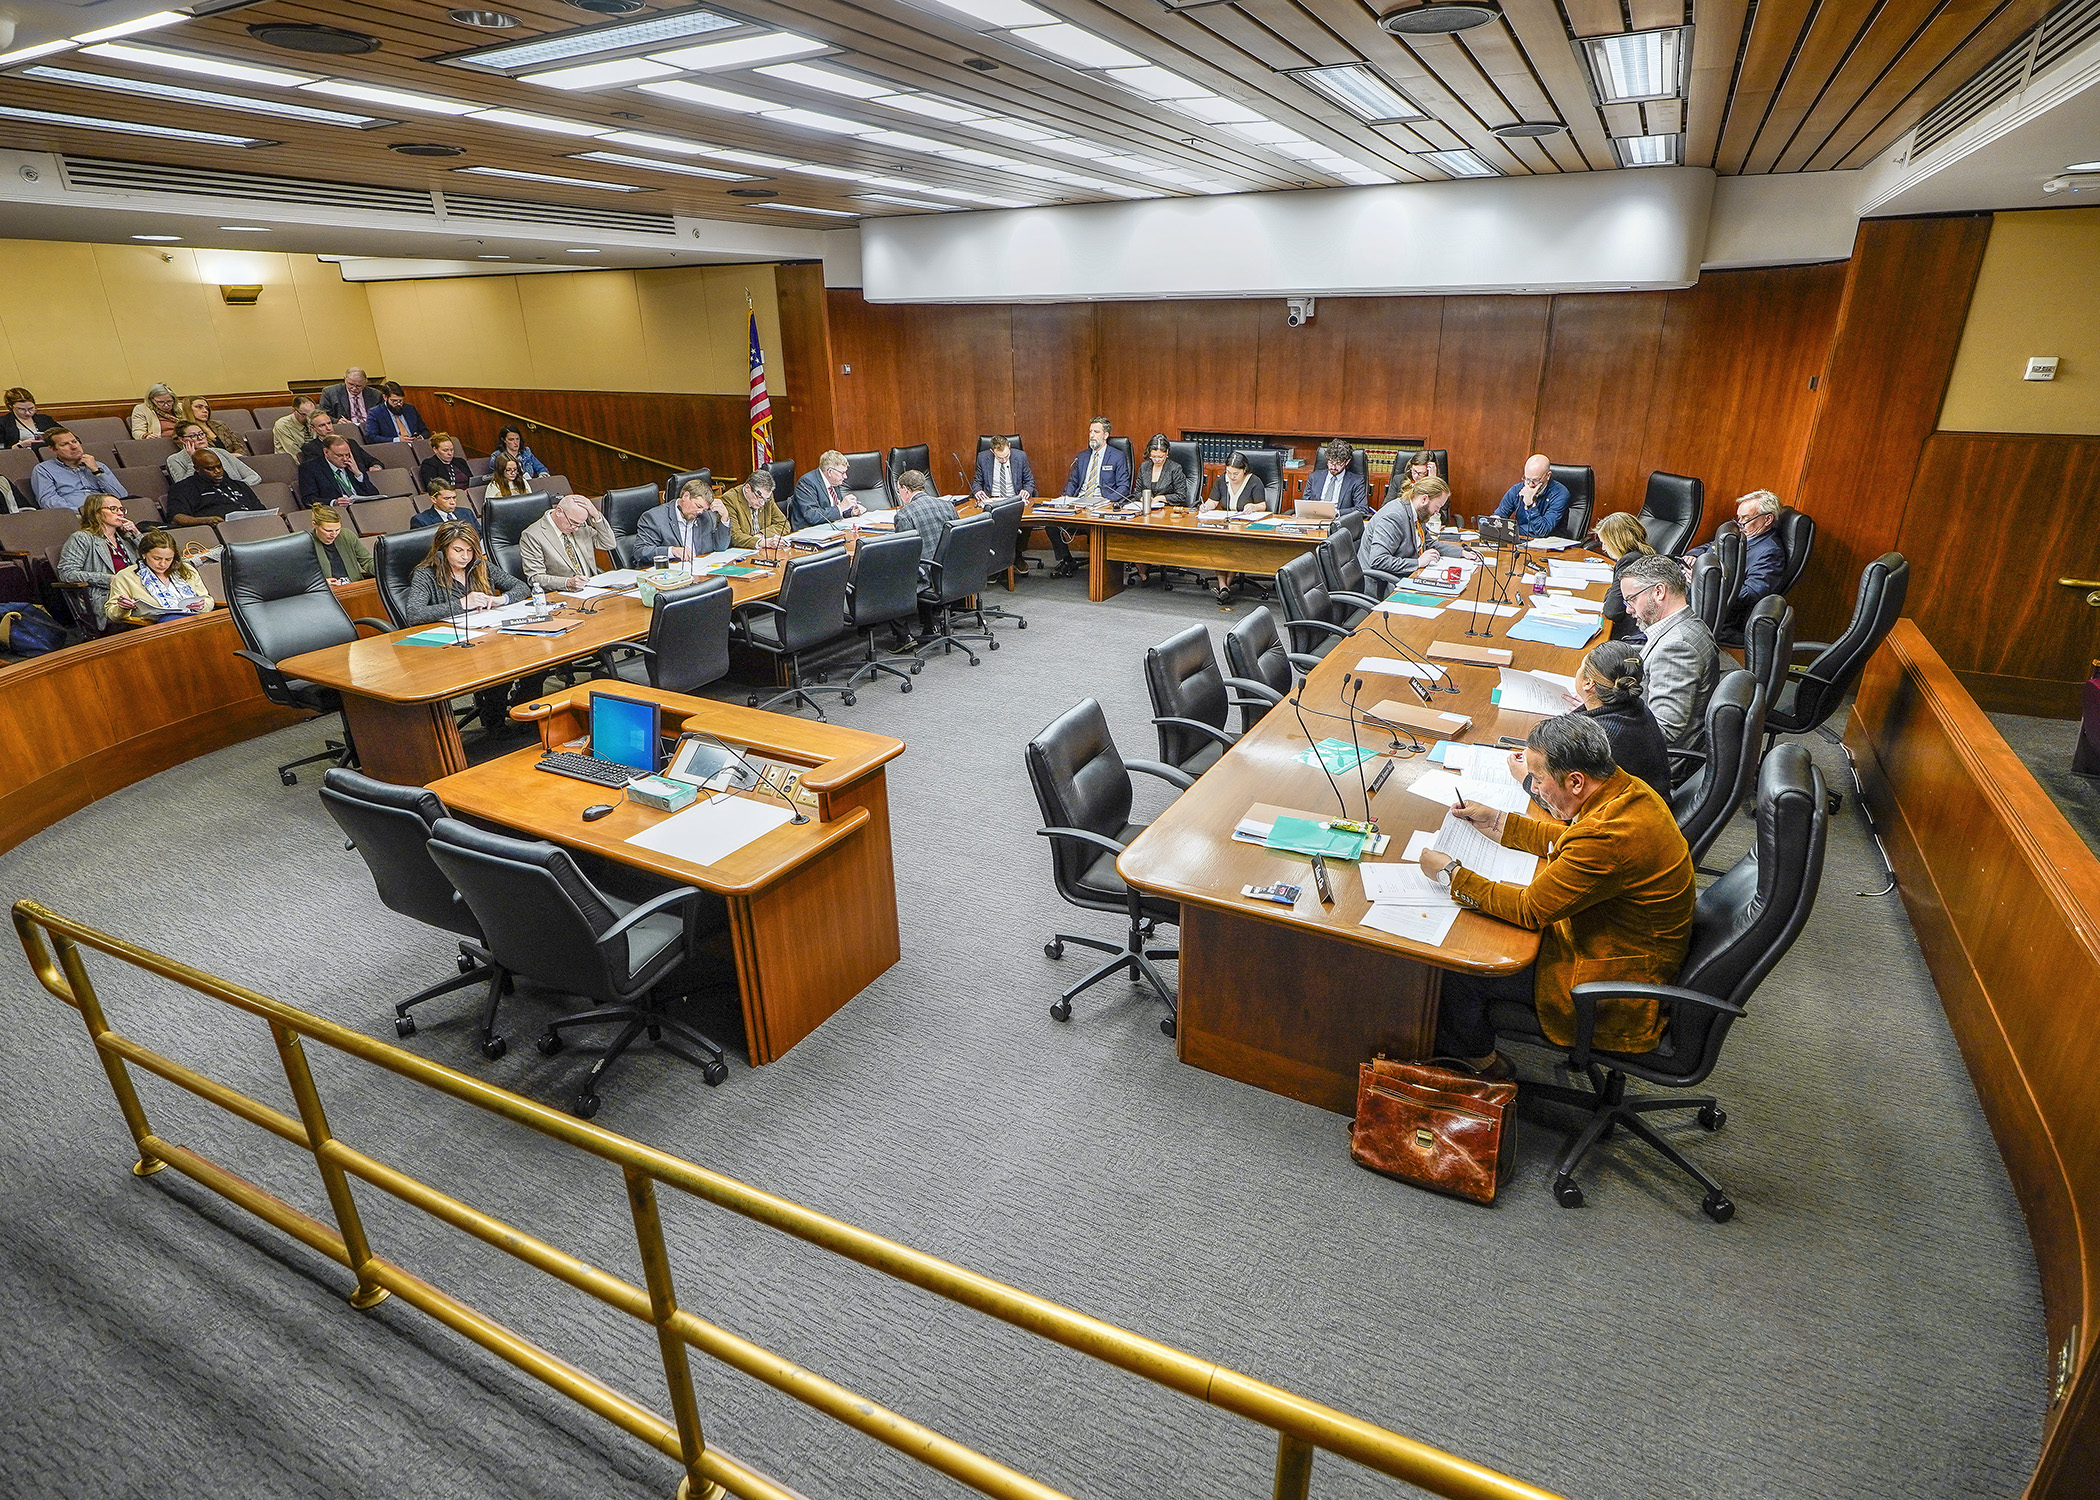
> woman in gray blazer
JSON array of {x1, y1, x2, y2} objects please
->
[
  {"x1": 402, "y1": 519, "x2": 527, "y2": 625},
  {"x1": 56, "y1": 493, "x2": 143, "y2": 625}
]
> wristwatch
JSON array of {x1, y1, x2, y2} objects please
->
[{"x1": 1436, "y1": 859, "x2": 1463, "y2": 886}]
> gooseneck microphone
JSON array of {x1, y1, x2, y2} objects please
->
[
  {"x1": 1344, "y1": 675, "x2": 1375, "y2": 825},
  {"x1": 1288, "y1": 687, "x2": 1351, "y2": 818}
]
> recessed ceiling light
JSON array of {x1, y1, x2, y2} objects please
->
[
  {"x1": 565, "y1": 0, "x2": 645, "y2": 12},
  {"x1": 759, "y1": 202, "x2": 857, "y2": 216},
  {"x1": 453, "y1": 165, "x2": 653, "y2": 191},
  {"x1": 1577, "y1": 27, "x2": 1689, "y2": 105},
  {"x1": 82, "y1": 41, "x2": 316, "y2": 87},
  {"x1": 1168, "y1": 96, "x2": 1265, "y2": 125},
  {"x1": 25, "y1": 66, "x2": 392, "y2": 127},
  {"x1": 1420, "y1": 148, "x2": 1498, "y2": 177},
  {"x1": 74, "y1": 11, "x2": 187, "y2": 44},
  {"x1": 599, "y1": 129, "x2": 704, "y2": 153},
  {"x1": 245, "y1": 23, "x2": 381, "y2": 56},
  {"x1": 649, "y1": 33, "x2": 826, "y2": 70},
  {"x1": 303, "y1": 79, "x2": 482, "y2": 114},
  {"x1": 1376, "y1": 4, "x2": 1500, "y2": 36},
  {"x1": 1221, "y1": 120, "x2": 1300, "y2": 146},
  {"x1": 477, "y1": 254, "x2": 511, "y2": 258},
  {"x1": 857, "y1": 194, "x2": 955, "y2": 210},
  {"x1": 856, "y1": 128, "x2": 950, "y2": 153},
  {"x1": 1036, "y1": 138, "x2": 1117, "y2": 159},
  {"x1": 132, "y1": 234, "x2": 182, "y2": 242},
  {"x1": 2065, "y1": 160, "x2": 2100, "y2": 173},
  {"x1": 0, "y1": 102, "x2": 273, "y2": 147},
  {"x1": 565, "y1": 247, "x2": 600, "y2": 253},
  {"x1": 917, "y1": 0, "x2": 1054, "y2": 26},
  {"x1": 219, "y1": 225, "x2": 273, "y2": 232},
  {"x1": 882, "y1": 93, "x2": 983, "y2": 122},
  {"x1": 467, "y1": 107, "x2": 606, "y2": 136},
  {"x1": 1494, "y1": 120, "x2": 1565, "y2": 138},
  {"x1": 522, "y1": 57, "x2": 679, "y2": 89},
  {"x1": 637, "y1": 79, "x2": 770, "y2": 113},
  {"x1": 930, "y1": 145, "x2": 1029, "y2": 169},
  {"x1": 0, "y1": 41, "x2": 75, "y2": 67},
  {"x1": 460, "y1": 9, "x2": 738, "y2": 70},
  {"x1": 1330, "y1": 166, "x2": 1397, "y2": 184},
  {"x1": 449, "y1": 10, "x2": 520, "y2": 27},
  {"x1": 1006, "y1": 24, "x2": 1145, "y2": 69},
  {"x1": 571, "y1": 150, "x2": 758, "y2": 180},
  {"x1": 1102, "y1": 66, "x2": 1211, "y2": 101},
  {"x1": 1611, "y1": 132, "x2": 1681, "y2": 167},
  {"x1": 787, "y1": 163, "x2": 876, "y2": 180},
  {"x1": 1292, "y1": 64, "x2": 1424, "y2": 123},
  {"x1": 760, "y1": 106, "x2": 867, "y2": 134},
  {"x1": 968, "y1": 116, "x2": 1055, "y2": 141},
  {"x1": 756, "y1": 63, "x2": 897, "y2": 98}
]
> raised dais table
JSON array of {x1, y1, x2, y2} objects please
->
[{"x1": 1024, "y1": 502, "x2": 1330, "y2": 602}]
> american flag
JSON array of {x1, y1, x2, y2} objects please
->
[{"x1": 748, "y1": 308, "x2": 774, "y2": 468}]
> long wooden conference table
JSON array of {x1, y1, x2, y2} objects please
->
[
  {"x1": 1023, "y1": 500, "x2": 1329, "y2": 602},
  {"x1": 1120, "y1": 550, "x2": 1610, "y2": 1115}
]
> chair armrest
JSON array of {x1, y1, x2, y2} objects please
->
[
  {"x1": 1222, "y1": 675, "x2": 1281, "y2": 705},
  {"x1": 1362, "y1": 566, "x2": 1402, "y2": 593},
  {"x1": 1035, "y1": 825, "x2": 1128, "y2": 858},
  {"x1": 600, "y1": 884, "x2": 703, "y2": 943},
  {"x1": 1666, "y1": 746, "x2": 1707, "y2": 775},
  {"x1": 1124, "y1": 758, "x2": 1197, "y2": 791},
  {"x1": 352, "y1": 617, "x2": 393, "y2": 634},
  {"x1": 233, "y1": 648, "x2": 291, "y2": 695},
  {"x1": 1567, "y1": 981, "x2": 1744, "y2": 1068},
  {"x1": 1330, "y1": 589, "x2": 1380, "y2": 611},
  {"x1": 1790, "y1": 640, "x2": 1832, "y2": 657},
  {"x1": 1291, "y1": 618, "x2": 1355, "y2": 641},
  {"x1": 1287, "y1": 652, "x2": 1323, "y2": 674},
  {"x1": 1151, "y1": 715, "x2": 1237, "y2": 750}
]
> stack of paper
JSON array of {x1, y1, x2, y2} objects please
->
[
  {"x1": 1548, "y1": 560, "x2": 1614, "y2": 585},
  {"x1": 1505, "y1": 613, "x2": 1601, "y2": 648},
  {"x1": 1375, "y1": 599, "x2": 1444, "y2": 620},
  {"x1": 1430, "y1": 811, "x2": 1538, "y2": 884},
  {"x1": 1404, "y1": 768, "x2": 1531, "y2": 815},
  {"x1": 587, "y1": 569, "x2": 641, "y2": 589},
  {"x1": 1353, "y1": 656, "x2": 1441, "y2": 681},
  {"x1": 1357, "y1": 861, "x2": 1460, "y2": 945},
  {"x1": 1433, "y1": 740, "x2": 1526, "y2": 790},
  {"x1": 1443, "y1": 599, "x2": 1521, "y2": 618},
  {"x1": 1494, "y1": 666, "x2": 1578, "y2": 715},
  {"x1": 1524, "y1": 535, "x2": 1581, "y2": 551}
]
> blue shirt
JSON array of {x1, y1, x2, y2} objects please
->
[
  {"x1": 31, "y1": 457, "x2": 129, "y2": 512},
  {"x1": 1492, "y1": 478, "x2": 1569, "y2": 538}
]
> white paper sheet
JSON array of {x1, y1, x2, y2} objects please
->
[
  {"x1": 561, "y1": 587, "x2": 612, "y2": 600},
  {"x1": 624, "y1": 795, "x2": 795, "y2": 866},
  {"x1": 1404, "y1": 769, "x2": 1531, "y2": 814},
  {"x1": 1360, "y1": 904, "x2": 1461, "y2": 945},
  {"x1": 460, "y1": 600, "x2": 553, "y2": 628},
  {"x1": 1432, "y1": 812, "x2": 1538, "y2": 884},
  {"x1": 1360, "y1": 862, "x2": 1453, "y2": 905},
  {"x1": 587, "y1": 569, "x2": 641, "y2": 588},
  {"x1": 1523, "y1": 535, "x2": 1581, "y2": 551},
  {"x1": 1353, "y1": 656, "x2": 1439, "y2": 680},
  {"x1": 1400, "y1": 829, "x2": 1437, "y2": 861},
  {"x1": 1545, "y1": 591, "x2": 1604, "y2": 613},
  {"x1": 1442, "y1": 600, "x2": 1521, "y2": 617},
  {"x1": 1438, "y1": 741, "x2": 1524, "y2": 788},
  {"x1": 1496, "y1": 667, "x2": 1577, "y2": 716},
  {"x1": 1548, "y1": 564, "x2": 1613, "y2": 584},
  {"x1": 1375, "y1": 600, "x2": 1444, "y2": 619},
  {"x1": 1528, "y1": 669, "x2": 1579, "y2": 694}
]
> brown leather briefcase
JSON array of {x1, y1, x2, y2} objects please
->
[{"x1": 1349, "y1": 1057, "x2": 1517, "y2": 1205}]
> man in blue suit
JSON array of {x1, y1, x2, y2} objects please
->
[
  {"x1": 1298, "y1": 439, "x2": 1370, "y2": 521},
  {"x1": 1683, "y1": 490, "x2": 1789, "y2": 634},
  {"x1": 1492, "y1": 454, "x2": 1570, "y2": 538},
  {"x1": 1051, "y1": 417, "x2": 1128, "y2": 575},
  {"x1": 971, "y1": 436, "x2": 1035, "y2": 505},
  {"x1": 788, "y1": 449, "x2": 867, "y2": 530}
]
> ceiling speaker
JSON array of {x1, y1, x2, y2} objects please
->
[
  {"x1": 1494, "y1": 121, "x2": 1565, "y2": 138},
  {"x1": 390, "y1": 143, "x2": 466, "y2": 157},
  {"x1": 247, "y1": 23, "x2": 381, "y2": 54},
  {"x1": 564, "y1": 0, "x2": 647, "y2": 13},
  {"x1": 1377, "y1": 4, "x2": 1501, "y2": 35}
]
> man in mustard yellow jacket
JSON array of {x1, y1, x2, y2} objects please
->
[{"x1": 1420, "y1": 714, "x2": 1694, "y2": 1076}]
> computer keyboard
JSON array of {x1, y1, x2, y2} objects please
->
[{"x1": 536, "y1": 751, "x2": 643, "y2": 788}]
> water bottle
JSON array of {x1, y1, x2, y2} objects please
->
[{"x1": 530, "y1": 579, "x2": 546, "y2": 616}]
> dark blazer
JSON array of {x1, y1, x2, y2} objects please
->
[
  {"x1": 1061, "y1": 444, "x2": 1130, "y2": 503},
  {"x1": 297, "y1": 456, "x2": 380, "y2": 507},
  {"x1": 420, "y1": 454, "x2": 474, "y2": 491},
  {"x1": 364, "y1": 401, "x2": 429, "y2": 442},
  {"x1": 1580, "y1": 699, "x2": 1672, "y2": 803},
  {"x1": 300, "y1": 436, "x2": 378, "y2": 474},
  {"x1": 1300, "y1": 468, "x2": 1369, "y2": 519},
  {"x1": 410, "y1": 503, "x2": 480, "y2": 535},
  {"x1": 1132, "y1": 459, "x2": 1188, "y2": 507},
  {"x1": 635, "y1": 499, "x2": 729, "y2": 563},
  {"x1": 166, "y1": 472, "x2": 262, "y2": 522},
  {"x1": 788, "y1": 469, "x2": 860, "y2": 529},
  {"x1": 1601, "y1": 550, "x2": 1647, "y2": 639},
  {"x1": 318, "y1": 381, "x2": 377, "y2": 427},
  {"x1": 0, "y1": 411, "x2": 58, "y2": 447},
  {"x1": 972, "y1": 448, "x2": 1036, "y2": 500},
  {"x1": 1687, "y1": 528, "x2": 1789, "y2": 629}
]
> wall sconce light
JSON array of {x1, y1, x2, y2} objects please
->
[{"x1": 220, "y1": 285, "x2": 262, "y2": 305}]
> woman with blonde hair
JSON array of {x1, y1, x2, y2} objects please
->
[
  {"x1": 57, "y1": 492, "x2": 142, "y2": 623},
  {"x1": 129, "y1": 383, "x2": 181, "y2": 439},
  {"x1": 1594, "y1": 510, "x2": 1656, "y2": 638},
  {"x1": 106, "y1": 529, "x2": 214, "y2": 622},
  {"x1": 179, "y1": 396, "x2": 242, "y2": 454}
]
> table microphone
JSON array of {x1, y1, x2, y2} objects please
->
[
  {"x1": 1287, "y1": 687, "x2": 1350, "y2": 818},
  {"x1": 681, "y1": 728, "x2": 808, "y2": 824},
  {"x1": 950, "y1": 451, "x2": 969, "y2": 494},
  {"x1": 1364, "y1": 613, "x2": 1459, "y2": 693}
]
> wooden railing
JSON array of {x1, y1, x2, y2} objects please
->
[{"x1": 434, "y1": 391, "x2": 688, "y2": 474}]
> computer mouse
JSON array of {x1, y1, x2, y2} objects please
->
[{"x1": 582, "y1": 804, "x2": 616, "y2": 822}]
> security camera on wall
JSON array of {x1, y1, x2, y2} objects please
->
[{"x1": 1286, "y1": 296, "x2": 1316, "y2": 328}]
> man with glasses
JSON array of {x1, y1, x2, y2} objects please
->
[
  {"x1": 165, "y1": 421, "x2": 261, "y2": 486},
  {"x1": 1492, "y1": 453, "x2": 1570, "y2": 539},
  {"x1": 1620, "y1": 552, "x2": 1718, "y2": 755}
]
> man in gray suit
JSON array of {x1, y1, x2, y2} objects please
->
[
  {"x1": 318, "y1": 367, "x2": 375, "y2": 435},
  {"x1": 1621, "y1": 552, "x2": 1719, "y2": 755}
]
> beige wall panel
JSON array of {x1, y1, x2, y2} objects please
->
[
  {"x1": 368, "y1": 275, "x2": 532, "y2": 389},
  {"x1": 192, "y1": 248, "x2": 315, "y2": 392},
  {"x1": 1941, "y1": 208, "x2": 2100, "y2": 436},
  {"x1": 517, "y1": 269, "x2": 646, "y2": 390},
  {"x1": 0, "y1": 241, "x2": 142, "y2": 400},
  {"x1": 701, "y1": 264, "x2": 787, "y2": 398},
  {"x1": 635, "y1": 265, "x2": 724, "y2": 392},
  {"x1": 286, "y1": 256, "x2": 384, "y2": 381}
]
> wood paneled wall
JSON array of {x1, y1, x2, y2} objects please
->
[{"x1": 401, "y1": 385, "x2": 752, "y2": 498}]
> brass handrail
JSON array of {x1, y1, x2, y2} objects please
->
[
  {"x1": 13, "y1": 899, "x2": 1567, "y2": 1500},
  {"x1": 434, "y1": 391, "x2": 689, "y2": 474}
]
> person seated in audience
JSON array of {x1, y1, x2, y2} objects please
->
[
  {"x1": 272, "y1": 396, "x2": 324, "y2": 456},
  {"x1": 57, "y1": 493, "x2": 143, "y2": 621},
  {"x1": 0, "y1": 475, "x2": 24, "y2": 513},
  {"x1": 1621, "y1": 551, "x2": 1719, "y2": 757},
  {"x1": 892, "y1": 469, "x2": 955, "y2": 565},
  {"x1": 411, "y1": 483, "x2": 480, "y2": 534},
  {"x1": 319, "y1": 367, "x2": 375, "y2": 433},
  {"x1": 403, "y1": 520, "x2": 530, "y2": 730},
  {"x1": 299, "y1": 436, "x2": 382, "y2": 507},
  {"x1": 1420, "y1": 713, "x2": 1693, "y2": 1078},
  {"x1": 639, "y1": 478, "x2": 730, "y2": 564},
  {"x1": 789, "y1": 449, "x2": 866, "y2": 530},
  {"x1": 166, "y1": 421, "x2": 261, "y2": 486},
  {"x1": 521, "y1": 493, "x2": 616, "y2": 592},
  {"x1": 309, "y1": 505, "x2": 373, "y2": 584},
  {"x1": 1359, "y1": 476, "x2": 1455, "y2": 585},
  {"x1": 1682, "y1": 489, "x2": 1789, "y2": 633},
  {"x1": 484, "y1": 454, "x2": 533, "y2": 499},
  {"x1": 726, "y1": 468, "x2": 790, "y2": 550},
  {"x1": 419, "y1": 433, "x2": 474, "y2": 493},
  {"x1": 1295, "y1": 439, "x2": 1370, "y2": 523},
  {"x1": 179, "y1": 397, "x2": 241, "y2": 453},
  {"x1": 106, "y1": 530, "x2": 214, "y2": 623},
  {"x1": 363, "y1": 382, "x2": 429, "y2": 443},
  {"x1": 971, "y1": 436, "x2": 1033, "y2": 504},
  {"x1": 1198, "y1": 453, "x2": 1270, "y2": 600},
  {"x1": 1, "y1": 387, "x2": 58, "y2": 447},
  {"x1": 1492, "y1": 453, "x2": 1569, "y2": 538},
  {"x1": 492, "y1": 424, "x2": 549, "y2": 480},
  {"x1": 167, "y1": 449, "x2": 263, "y2": 525},
  {"x1": 129, "y1": 383, "x2": 181, "y2": 439},
  {"x1": 1050, "y1": 417, "x2": 1128, "y2": 576},
  {"x1": 32, "y1": 428, "x2": 130, "y2": 512},
  {"x1": 297, "y1": 412, "x2": 384, "y2": 478},
  {"x1": 1593, "y1": 510, "x2": 1656, "y2": 640}
]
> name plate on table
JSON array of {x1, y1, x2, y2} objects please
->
[
  {"x1": 1365, "y1": 698, "x2": 1474, "y2": 737},
  {"x1": 1427, "y1": 640, "x2": 1513, "y2": 665}
]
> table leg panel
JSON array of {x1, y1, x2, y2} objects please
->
[{"x1": 342, "y1": 694, "x2": 468, "y2": 785}]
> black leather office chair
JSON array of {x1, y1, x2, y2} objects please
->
[
  {"x1": 976, "y1": 433, "x2": 1023, "y2": 454},
  {"x1": 1025, "y1": 698, "x2": 1187, "y2": 1033},
  {"x1": 1331, "y1": 510, "x2": 1368, "y2": 553},
  {"x1": 484, "y1": 493, "x2": 553, "y2": 582},
  {"x1": 1223, "y1": 610, "x2": 1293, "y2": 731},
  {"x1": 224, "y1": 533, "x2": 387, "y2": 786},
  {"x1": 739, "y1": 546, "x2": 855, "y2": 718},
  {"x1": 978, "y1": 496, "x2": 1028, "y2": 631},
  {"x1": 1738, "y1": 596, "x2": 1794, "y2": 711},
  {"x1": 663, "y1": 469, "x2": 710, "y2": 504},
  {"x1": 1639, "y1": 472, "x2": 1705, "y2": 557},
  {"x1": 600, "y1": 577, "x2": 733, "y2": 695},
  {"x1": 1669, "y1": 670, "x2": 1766, "y2": 866},
  {"x1": 840, "y1": 451, "x2": 888, "y2": 511},
  {"x1": 1764, "y1": 553, "x2": 1909, "y2": 762},
  {"x1": 372, "y1": 530, "x2": 426, "y2": 628},
  {"x1": 840, "y1": 529, "x2": 924, "y2": 694},
  {"x1": 602, "y1": 483, "x2": 659, "y2": 555},
  {"x1": 1106, "y1": 435, "x2": 1136, "y2": 481},
  {"x1": 1774, "y1": 506, "x2": 1816, "y2": 596},
  {"x1": 884, "y1": 444, "x2": 930, "y2": 508},
  {"x1": 1688, "y1": 551, "x2": 1727, "y2": 635},
  {"x1": 1275, "y1": 551, "x2": 1364, "y2": 663},
  {"x1": 319, "y1": 769, "x2": 500, "y2": 1049},
  {"x1": 1387, "y1": 449, "x2": 1450, "y2": 501},
  {"x1": 1317, "y1": 531, "x2": 1387, "y2": 608},
  {"x1": 1550, "y1": 464, "x2": 1595, "y2": 542},
  {"x1": 1144, "y1": 625, "x2": 1237, "y2": 778},
  {"x1": 912, "y1": 512, "x2": 997, "y2": 668},
  {"x1": 1233, "y1": 449, "x2": 1285, "y2": 510},
  {"x1": 426, "y1": 819, "x2": 731, "y2": 1119},
  {"x1": 764, "y1": 459, "x2": 796, "y2": 505},
  {"x1": 1494, "y1": 744, "x2": 1827, "y2": 1221},
  {"x1": 1166, "y1": 441, "x2": 1203, "y2": 505}
]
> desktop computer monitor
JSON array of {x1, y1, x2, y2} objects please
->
[{"x1": 590, "y1": 692, "x2": 661, "y2": 774}]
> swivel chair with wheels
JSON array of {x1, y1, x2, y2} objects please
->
[
  {"x1": 1144, "y1": 624, "x2": 1238, "y2": 778},
  {"x1": 602, "y1": 483, "x2": 660, "y2": 559},
  {"x1": 1275, "y1": 551, "x2": 1367, "y2": 663},
  {"x1": 1389, "y1": 449, "x2": 1449, "y2": 492},
  {"x1": 318, "y1": 769, "x2": 501, "y2": 1051},
  {"x1": 663, "y1": 469, "x2": 710, "y2": 505},
  {"x1": 1317, "y1": 530, "x2": 1389, "y2": 607},
  {"x1": 484, "y1": 493, "x2": 553, "y2": 582},
  {"x1": 1493, "y1": 744, "x2": 1828, "y2": 1221},
  {"x1": 371, "y1": 530, "x2": 424, "y2": 629},
  {"x1": 738, "y1": 547, "x2": 855, "y2": 717},
  {"x1": 764, "y1": 460, "x2": 796, "y2": 505},
  {"x1": 839, "y1": 452, "x2": 889, "y2": 511},
  {"x1": 884, "y1": 444, "x2": 930, "y2": 507},
  {"x1": 1638, "y1": 472, "x2": 1705, "y2": 556},
  {"x1": 976, "y1": 433, "x2": 1024, "y2": 454},
  {"x1": 1232, "y1": 449, "x2": 1286, "y2": 512},
  {"x1": 427, "y1": 819, "x2": 733, "y2": 1119},
  {"x1": 839, "y1": 529, "x2": 924, "y2": 694},
  {"x1": 1763, "y1": 553, "x2": 1909, "y2": 759},
  {"x1": 1549, "y1": 464, "x2": 1595, "y2": 542},
  {"x1": 978, "y1": 496, "x2": 1029, "y2": 631},
  {"x1": 224, "y1": 533, "x2": 388, "y2": 785},
  {"x1": 1773, "y1": 507, "x2": 1816, "y2": 596},
  {"x1": 1222, "y1": 610, "x2": 1294, "y2": 731},
  {"x1": 1688, "y1": 551, "x2": 1727, "y2": 635},
  {"x1": 1025, "y1": 698, "x2": 1187, "y2": 1034},
  {"x1": 912, "y1": 512, "x2": 998, "y2": 668},
  {"x1": 600, "y1": 576, "x2": 733, "y2": 694},
  {"x1": 1738, "y1": 596, "x2": 1794, "y2": 710},
  {"x1": 1668, "y1": 670, "x2": 1766, "y2": 865},
  {"x1": 1166, "y1": 442, "x2": 1204, "y2": 505}
]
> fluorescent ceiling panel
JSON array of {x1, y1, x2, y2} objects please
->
[
  {"x1": 637, "y1": 79, "x2": 769, "y2": 112},
  {"x1": 931, "y1": 145, "x2": 1028, "y2": 168},
  {"x1": 600, "y1": 129, "x2": 707, "y2": 153},
  {"x1": 857, "y1": 128, "x2": 951, "y2": 152},
  {"x1": 883, "y1": 93, "x2": 983, "y2": 122},
  {"x1": 572, "y1": 150, "x2": 757, "y2": 180},
  {"x1": 521, "y1": 57, "x2": 678, "y2": 89},
  {"x1": 1006, "y1": 24, "x2": 1145, "y2": 69},
  {"x1": 857, "y1": 194, "x2": 955, "y2": 210},
  {"x1": 1611, "y1": 132, "x2": 1681, "y2": 167},
  {"x1": 1102, "y1": 66, "x2": 1209, "y2": 100},
  {"x1": 303, "y1": 79, "x2": 482, "y2": 113},
  {"x1": 1294, "y1": 64, "x2": 1424, "y2": 123},
  {"x1": 1037, "y1": 138, "x2": 1116, "y2": 159},
  {"x1": 761, "y1": 202, "x2": 856, "y2": 216},
  {"x1": 1578, "y1": 27, "x2": 1687, "y2": 105},
  {"x1": 760, "y1": 106, "x2": 866, "y2": 134},
  {"x1": 1420, "y1": 148, "x2": 1497, "y2": 177},
  {"x1": 650, "y1": 33, "x2": 824, "y2": 70},
  {"x1": 454, "y1": 165, "x2": 651, "y2": 191},
  {"x1": 0, "y1": 42, "x2": 75, "y2": 67},
  {"x1": 82, "y1": 42, "x2": 314, "y2": 87},
  {"x1": 968, "y1": 117, "x2": 1055, "y2": 141},
  {"x1": 25, "y1": 66, "x2": 388, "y2": 126},
  {"x1": 1222, "y1": 120, "x2": 1300, "y2": 146},
  {"x1": 0, "y1": 102, "x2": 270, "y2": 146},
  {"x1": 469, "y1": 107, "x2": 606, "y2": 136},
  {"x1": 1330, "y1": 166, "x2": 1396, "y2": 184},
  {"x1": 755, "y1": 63, "x2": 896, "y2": 98},
  {"x1": 73, "y1": 12, "x2": 185, "y2": 44},
  {"x1": 789, "y1": 163, "x2": 876, "y2": 180},
  {"x1": 1168, "y1": 96, "x2": 1264, "y2": 125},
  {"x1": 916, "y1": 0, "x2": 1054, "y2": 27},
  {"x1": 459, "y1": 10, "x2": 739, "y2": 71}
]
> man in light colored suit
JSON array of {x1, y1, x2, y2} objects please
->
[
  {"x1": 520, "y1": 493, "x2": 617, "y2": 592},
  {"x1": 971, "y1": 437, "x2": 1035, "y2": 504},
  {"x1": 1621, "y1": 552, "x2": 1719, "y2": 755}
]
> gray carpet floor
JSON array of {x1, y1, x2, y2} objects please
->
[
  {"x1": 1989, "y1": 711, "x2": 2100, "y2": 858},
  {"x1": 0, "y1": 570, "x2": 2047, "y2": 1500}
]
